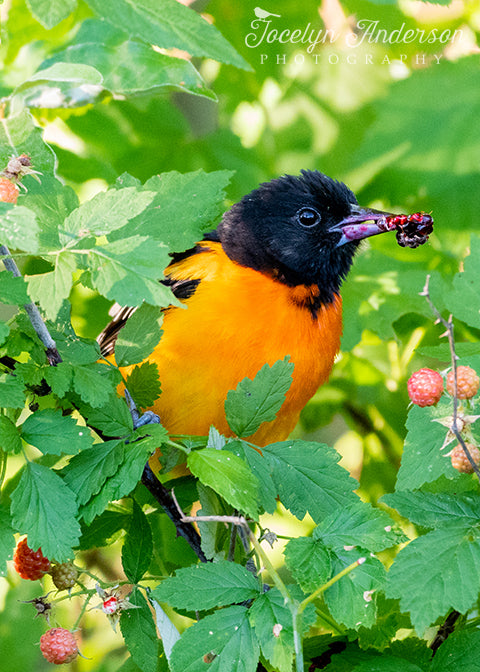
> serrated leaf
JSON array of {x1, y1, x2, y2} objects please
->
[
  {"x1": 11, "y1": 461, "x2": 81, "y2": 561},
  {"x1": 111, "y1": 170, "x2": 234, "y2": 251},
  {"x1": 120, "y1": 587, "x2": 159, "y2": 672},
  {"x1": 170, "y1": 606, "x2": 260, "y2": 672},
  {"x1": 386, "y1": 522, "x2": 480, "y2": 634},
  {"x1": 84, "y1": 0, "x2": 251, "y2": 70},
  {"x1": 61, "y1": 439, "x2": 124, "y2": 506},
  {"x1": 25, "y1": 0, "x2": 77, "y2": 29},
  {"x1": 88, "y1": 236, "x2": 177, "y2": 307},
  {"x1": 44, "y1": 362, "x2": 73, "y2": 397},
  {"x1": 325, "y1": 550, "x2": 386, "y2": 630},
  {"x1": 122, "y1": 500, "x2": 153, "y2": 583},
  {"x1": 72, "y1": 362, "x2": 119, "y2": 407},
  {"x1": 314, "y1": 501, "x2": 405, "y2": 552},
  {"x1": 188, "y1": 448, "x2": 259, "y2": 519},
  {"x1": 81, "y1": 395, "x2": 133, "y2": 437},
  {"x1": 125, "y1": 361, "x2": 162, "y2": 409},
  {"x1": 21, "y1": 408, "x2": 93, "y2": 455},
  {"x1": 225, "y1": 440, "x2": 277, "y2": 514},
  {"x1": 62, "y1": 187, "x2": 155, "y2": 242},
  {"x1": 0, "y1": 272, "x2": 29, "y2": 305},
  {"x1": 225, "y1": 358, "x2": 294, "y2": 438},
  {"x1": 430, "y1": 628, "x2": 480, "y2": 672},
  {"x1": 0, "y1": 203, "x2": 39, "y2": 254},
  {"x1": 115, "y1": 304, "x2": 163, "y2": 367},
  {"x1": 44, "y1": 38, "x2": 215, "y2": 99},
  {"x1": 248, "y1": 588, "x2": 296, "y2": 672},
  {"x1": 261, "y1": 441, "x2": 358, "y2": 523},
  {"x1": 396, "y1": 403, "x2": 461, "y2": 490},
  {"x1": 0, "y1": 505, "x2": 14, "y2": 577},
  {"x1": 0, "y1": 416, "x2": 22, "y2": 454},
  {"x1": 80, "y1": 438, "x2": 154, "y2": 524},
  {"x1": 284, "y1": 537, "x2": 331, "y2": 594},
  {"x1": 17, "y1": 174, "x2": 79, "y2": 251},
  {"x1": 382, "y1": 491, "x2": 480, "y2": 529},
  {"x1": 152, "y1": 560, "x2": 259, "y2": 611},
  {"x1": 354, "y1": 658, "x2": 425, "y2": 672},
  {"x1": 27, "y1": 252, "x2": 76, "y2": 321},
  {"x1": 0, "y1": 374, "x2": 26, "y2": 409}
]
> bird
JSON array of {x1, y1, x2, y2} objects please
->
[
  {"x1": 254, "y1": 7, "x2": 281, "y2": 20},
  {"x1": 98, "y1": 170, "x2": 401, "y2": 453}
]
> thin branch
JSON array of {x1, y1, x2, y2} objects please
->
[
  {"x1": 0, "y1": 244, "x2": 61, "y2": 365},
  {"x1": 421, "y1": 275, "x2": 480, "y2": 482}
]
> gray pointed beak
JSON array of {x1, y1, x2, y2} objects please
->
[{"x1": 330, "y1": 203, "x2": 397, "y2": 247}]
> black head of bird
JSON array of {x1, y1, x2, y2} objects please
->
[{"x1": 216, "y1": 169, "x2": 399, "y2": 304}]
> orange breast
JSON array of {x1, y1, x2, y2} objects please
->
[{"x1": 120, "y1": 242, "x2": 343, "y2": 447}]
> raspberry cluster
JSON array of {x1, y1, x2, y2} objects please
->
[{"x1": 13, "y1": 538, "x2": 51, "y2": 581}]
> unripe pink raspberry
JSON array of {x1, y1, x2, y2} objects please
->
[{"x1": 446, "y1": 366, "x2": 479, "y2": 399}]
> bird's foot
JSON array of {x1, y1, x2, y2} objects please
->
[{"x1": 124, "y1": 389, "x2": 161, "y2": 429}]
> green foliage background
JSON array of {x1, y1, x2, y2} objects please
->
[{"x1": 1, "y1": 0, "x2": 480, "y2": 670}]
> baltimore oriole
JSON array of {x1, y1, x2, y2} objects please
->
[{"x1": 98, "y1": 170, "x2": 430, "y2": 450}]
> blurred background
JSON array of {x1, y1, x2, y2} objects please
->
[{"x1": 1, "y1": 0, "x2": 480, "y2": 668}]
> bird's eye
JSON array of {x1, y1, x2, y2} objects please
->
[{"x1": 296, "y1": 207, "x2": 321, "y2": 228}]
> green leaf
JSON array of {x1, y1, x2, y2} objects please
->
[
  {"x1": 27, "y1": 252, "x2": 76, "y2": 321},
  {"x1": 17, "y1": 174, "x2": 79, "y2": 251},
  {"x1": 0, "y1": 204, "x2": 39, "y2": 254},
  {"x1": 261, "y1": 441, "x2": 358, "y2": 523},
  {"x1": 62, "y1": 187, "x2": 155, "y2": 241},
  {"x1": 61, "y1": 439, "x2": 124, "y2": 506},
  {"x1": 81, "y1": 395, "x2": 133, "y2": 437},
  {"x1": 396, "y1": 403, "x2": 459, "y2": 490},
  {"x1": 125, "y1": 361, "x2": 162, "y2": 410},
  {"x1": 77, "y1": 510, "x2": 130, "y2": 551},
  {"x1": 120, "y1": 587, "x2": 159, "y2": 672},
  {"x1": 248, "y1": 588, "x2": 297, "y2": 672},
  {"x1": 284, "y1": 537, "x2": 331, "y2": 594},
  {"x1": 44, "y1": 37, "x2": 215, "y2": 99},
  {"x1": 149, "y1": 598, "x2": 180, "y2": 662},
  {"x1": 72, "y1": 362, "x2": 119, "y2": 407},
  {"x1": 80, "y1": 438, "x2": 155, "y2": 524},
  {"x1": 382, "y1": 491, "x2": 480, "y2": 529},
  {"x1": 0, "y1": 416, "x2": 22, "y2": 454},
  {"x1": 386, "y1": 522, "x2": 480, "y2": 634},
  {"x1": 152, "y1": 560, "x2": 259, "y2": 611},
  {"x1": 0, "y1": 505, "x2": 14, "y2": 577},
  {"x1": 188, "y1": 448, "x2": 259, "y2": 519},
  {"x1": 430, "y1": 628, "x2": 480, "y2": 672},
  {"x1": 325, "y1": 550, "x2": 386, "y2": 630},
  {"x1": 29, "y1": 62, "x2": 102, "y2": 85},
  {"x1": 225, "y1": 358, "x2": 294, "y2": 438},
  {"x1": 11, "y1": 461, "x2": 81, "y2": 561},
  {"x1": 354, "y1": 658, "x2": 425, "y2": 672},
  {"x1": 170, "y1": 606, "x2": 260, "y2": 672},
  {"x1": 313, "y1": 501, "x2": 405, "y2": 553},
  {"x1": 111, "y1": 170, "x2": 234, "y2": 251},
  {"x1": 0, "y1": 374, "x2": 26, "y2": 409},
  {"x1": 225, "y1": 440, "x2": 277, "y2": 514},
  {"x1": 115, "y1": 304, "x2": 163, "y2": 367},
  {"x1": 0, "y1": 109, "x2": 56, "y2": 179},
  {"x1": 445, "y1": 236, "x2": 480, "y2": 330},
  {"x1": 25, "y1": 0, "x2": 77, "y2": 29},
  {"x1": 84, "y1": 0, "x2": 251, "y2": 70},
  {"x1": 122, "y1": 500, "x2": 153, "y2": 583},
  {"x1": 43, "y1": 362, "x2": 73, "y2": 397},
  {"x1": 21, "y1": 408, "x2": 93, "y2": 456},
  {"x1": 0, "y1": 322, "x2": 9, "y2": 345},
  {"x1": 87, "y1": 236, "x2": 177, "y2": 307},
  {"x1": 0, "y1": 272, "x2": 29, "y2": 305}
]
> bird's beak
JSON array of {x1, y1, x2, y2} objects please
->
[{"x1": 330, "y1": 203, "x2": 396, "y2": 247}]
